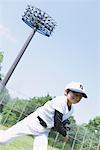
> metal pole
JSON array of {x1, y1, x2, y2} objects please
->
[
  {"x1": 0, "y1": 5, "x2": 56, "y2": 93},
  {"x1": 0, "y1": 28, "x2": 37, "y2": 93},
  {"x1": 52, "y1": 132, "x2": 59, "y2": 149},
  {"x1": 97, "y1": 136, "x2": 100, "y2": 150},
  {"x1": 88, "y1": 132, "x2": 94, "y2": 150},
  {"x1": 80, "y1": 128, "x2": 87, "y2": 150},
  {"x1": 71, "y1": 127, "x2": 79, "y2": 150}
]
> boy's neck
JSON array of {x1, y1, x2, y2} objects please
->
[{"x1": 67, "y1": 99, "x2": 72, "y2": 106}]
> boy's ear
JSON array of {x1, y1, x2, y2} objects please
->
[{"x1": 64, "y1": 90, "x2": 67, "y2": 96}]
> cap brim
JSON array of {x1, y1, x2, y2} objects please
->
[
  {"x1": 82, "y1": 93, "x2": 87, "y2": 98},
  {"x1": 68, "y1": 89, "x2": 88, "y2": 98}
]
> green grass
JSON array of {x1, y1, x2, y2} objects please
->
[
  {"x1": 0, "y1": 125, "x2": 59, "y2": 150},
  {"x1": 0, "y1": 136, "x2": 33, "y2": 150}
]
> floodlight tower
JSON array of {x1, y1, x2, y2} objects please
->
[{"x1": 0, "y1": 5, "x2": 56, "y2": 93}]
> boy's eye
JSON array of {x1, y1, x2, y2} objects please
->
[{"x1": 72, "y1": 92, "x2": 82, "y2": 97}]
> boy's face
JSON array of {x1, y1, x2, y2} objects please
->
[{"x1": 67, "y1": 91, "x2": 83, "y2": 104}]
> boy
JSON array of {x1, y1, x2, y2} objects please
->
[{"x1": 0, "y1": 81, "x2": 87, "y2": 150}]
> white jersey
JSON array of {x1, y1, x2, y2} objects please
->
[{"x1": 36, "y1": 96, "x2": 74, "y2": 128}]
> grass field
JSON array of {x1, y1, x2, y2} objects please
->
[{"x1": 0, "y1": 125, "x2": 59, "y2": 150}]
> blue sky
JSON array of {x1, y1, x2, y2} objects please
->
[{"x1": 0, "y1": 0, "x2": 100, "y2": 124}]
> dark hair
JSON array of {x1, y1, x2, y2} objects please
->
[{"x1": 66, "y1": 89, "x2": 70, "y2": 94}]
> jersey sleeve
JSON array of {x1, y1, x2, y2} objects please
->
[
  {"x1": 53, "y1": 110, "x2": 67, "y2": 137},
  {"x1": 52, "y1": 97, "x2": 65, "y2": 114}
]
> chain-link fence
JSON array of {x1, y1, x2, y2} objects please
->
[{"x1": 0, "y1": 87, "x2": 100, "y2": 150}]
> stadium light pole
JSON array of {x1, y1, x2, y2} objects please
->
[{"x1": 0, "y1": 5, "x2": 56, "y2": 93}]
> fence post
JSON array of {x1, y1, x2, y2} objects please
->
[{"x1": 71, "y1": 126, "x2": 79, "y2": 150}]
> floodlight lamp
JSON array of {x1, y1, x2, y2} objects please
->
[{"x1": 22, "y1": 5, "x2": 56, "y2": 37}]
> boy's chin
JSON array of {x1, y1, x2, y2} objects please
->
[{"x1": 72, "y1": 100, "x2": 78, "y2": 104}]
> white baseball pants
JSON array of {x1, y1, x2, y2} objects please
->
[{"x1": 0, "y1": 112, "x2": 50, "y2": 150}]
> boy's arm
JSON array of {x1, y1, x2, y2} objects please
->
[{"x1": 53, "y1": 110, "x2": 67, "y2": 137}]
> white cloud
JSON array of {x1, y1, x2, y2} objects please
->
[{"x1": 0, "y1": 24, "x2": 16, "y2": 43}]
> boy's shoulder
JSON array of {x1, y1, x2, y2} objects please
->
[
  {"x1": 55, "y1": 95, "x2": 66, "y2": 100},
  {"x1": 52, "y1": 96, "x2": 66, "y2": 103}
]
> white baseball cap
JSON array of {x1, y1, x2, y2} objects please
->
[{"x1": 65, "y1": 81, "x2": 87, "y2": 98}]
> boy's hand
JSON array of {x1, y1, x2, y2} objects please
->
[{"x1": 64, "y1": 135, "x2": 69, "y2": 142}]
